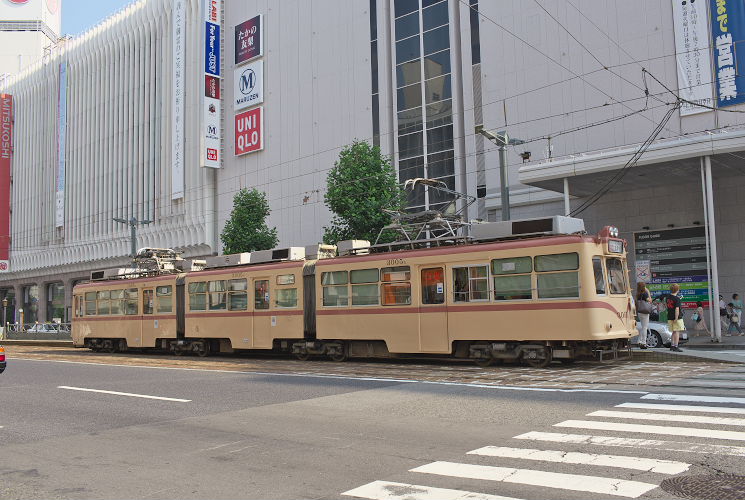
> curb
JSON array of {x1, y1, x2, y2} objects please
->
[
  {"x1": 631, "y1": 350, "x2": 740, "y2": 364},
  {"x1": 1, "y1": 340, "x2": 74, "y2": 347}
]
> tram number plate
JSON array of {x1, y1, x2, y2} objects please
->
[
  {"x1": 608, "y1": 240, "x2": 624, "y2": 253},
  {"x1": 386, "y1": 258, "x2": 406, "y2": 266}
]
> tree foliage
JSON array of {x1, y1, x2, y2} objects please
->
[
  {"x1": 323, "y1": 141, "x2": 405, "y2": 244},
  {"x1": 221, "y1": 188, "x2": 278, "y2": 254}
]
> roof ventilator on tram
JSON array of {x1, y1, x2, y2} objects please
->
[
  {"x1": 249, "y1": 247, "x2": 306, "y2": 264},
  {"x1": 470, "y1": 216, "x2": 586, "y2": 242}
]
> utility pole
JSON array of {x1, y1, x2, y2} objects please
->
[
  {"x1": 113, "y1": 216, "x2": 153, "y2": 258},
  {"x1": 475, "y1": 126, "x2": 525, "y2": 221}
]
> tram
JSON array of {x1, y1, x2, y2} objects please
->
[{"x1": 72, "y1": 217, "x2": 636, "y2": 367}]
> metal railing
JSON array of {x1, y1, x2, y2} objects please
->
[{"x1": 1, "y1": 322, "x2": 72, "y2": 340}]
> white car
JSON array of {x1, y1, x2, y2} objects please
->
[
  {"x1": 634, "y1": 320, "x2": 688, "y2": 348},
  {"x1": 26, "y1": 323, "x2": 66, "y2": 333}
]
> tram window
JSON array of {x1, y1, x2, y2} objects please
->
[
  {"x1": 453, "y1": 266, "x2": 489, "y2": 302},
  {"x1": 143, "y1": 289, "x2": 154, "y2": 315},
  {"x1": 277, "y1": 274, "x2": 295, "y2": 285},
  {"x1": 209, "y1": 280, "x2": 227, "y2": 311},
  {"x1": 97, "y1": 290, "x2": 111, "y2": 315},
  {"x1": 537, "y1": 272, "x2": 579, "y2": 299},
  {"x1": 493, "y1": 275, "x2": 532, "y2": 301},
  {"x1": 381, "y1": 266, "x2": 410, "y2": 282},
  {"x1": 84, "y1": 291, "x2": 97, "y2": 316},
  {"x1": 421, "y1": 267, "x2": 445, "y2": 304},
  {"x1": 381, "y1": 266, "x2": 411, "y2": 305},
  {"x1": 322, "y1": 271, "x2": 349, "y2": 307},
  {"x1": 125, "y1": 288, "x2": 139, "y2": 315},
  {"x1": 228, "y1": 279, "x2": 247, "y2": 311},
  {"x1": 156, "y1": 286, "x2": 172, "y2": 313},
  {"x1": 535, "y1": 253, "x2": 579, "y2": 272},
  {"x1": 351, "y1": 268, "x2": 379, "y2": 306},
  {"x1": 593, "y1": 257, "x2": 606, "y2": 295},
  {"x1": 254, "y1": 280, "x2": 270, "y2": 310},
  {"x1": 491, "y1": 257, "x2": 532, "y2": 275},
  {"x1": 276, "y1": 288, "x2": 298, "y2": 308},
  {"x1": 110, "y1": 289, "x2": 124, "y2": 315},
  {"x1": 188, "y1": 282, "x2": 207, "y2": 311},
  {"x1": 606, "y1": 258, "x2": 627, "y2": 294}
]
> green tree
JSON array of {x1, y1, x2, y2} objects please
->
[
  {"x1": 323, "y1": 140, "x2": 405, "y2": 244},
  {"x1": 220, "y1": 188, "x2": 278, "y2": 254}
]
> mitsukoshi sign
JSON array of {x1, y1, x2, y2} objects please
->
[{"x1": 0, "y1": 94, "x2": 12, "y2": 273}]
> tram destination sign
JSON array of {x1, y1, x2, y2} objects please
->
[{"x1": 633, "y1": 226, "x2": 709, "y2": 308}]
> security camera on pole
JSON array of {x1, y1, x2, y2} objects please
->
[{"x1": 475, "y1": 126, "x2": 525, "y2": 221}]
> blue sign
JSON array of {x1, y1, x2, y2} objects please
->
[
  {"x1": 710, "y1": 0, "x2": 745, "y2": 107},
  {"x1": 205, "y1": 21, "x2": 220, "y2": 77}
]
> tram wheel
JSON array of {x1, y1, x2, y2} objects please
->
[
  {"x1": 295, "y1": 351, "x2": 310, "y2": 361},
  {"x1": 173, "y1": 349, "x2": 185, "y2": 356},
  {"x1": 474, "y1": 357, "x2": 496, "y2": 367},
  {"x1": 328, "y1": 351, "x2": 348, "y2": 362},
  {"x1": 195, "y1": 340, "x2": 210, "y2": 357},
  {"x1": 524, "y1": 349, "x2": 552, "y2": 368}
]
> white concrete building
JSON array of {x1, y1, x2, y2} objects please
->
[
  {"x1": 0, "y1": 0, "x2": 61, "y2": 79},
  {"x1": 0, "y1": 0, "x2": 743, "y2": 335}
]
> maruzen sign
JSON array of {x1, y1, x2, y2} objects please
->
[{"x1": 0, "y1": 94, "x2": 12, "y2": 273}]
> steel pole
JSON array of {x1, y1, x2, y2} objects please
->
[
  {"x1": 499, "y1": 143, "x2": 510, "y2": 221},
  {"x1": 563, "y1": 177, "x2": 570, "y2": 216},
  {"x1": 704, "y1": 155, "x2": 722, "y2": 342},
  {"x1": 130, "y1": 218, "x2": 137, "y2": 258},
  {"x1": 701, "y1": 158, "x2": 715, "y2": 336}
]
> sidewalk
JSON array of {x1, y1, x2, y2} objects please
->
[{"x1": 684, "y1": 331, "x2": 745, "y2": 350}]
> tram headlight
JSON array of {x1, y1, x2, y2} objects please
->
[{"x1": 609, "y1": 226, "x2": 619, "y2": 238}]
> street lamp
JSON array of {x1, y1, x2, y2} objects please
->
[
  {"x1": 475, "y1": 126, "x2": 525, "y2": 221},
  {"x1": 1, "y1": 297, "x2": 7, "y2": 331},
  {"x1": 113, "y1": 216, "x2": 153, "y2": 258}
]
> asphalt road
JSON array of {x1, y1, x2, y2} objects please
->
[{"x1": 1, "y1": 357, "x2": 744, "y2": 500}]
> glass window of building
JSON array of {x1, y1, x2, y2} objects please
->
[
  {"x1": 0, "y1": 288, "x2": 15, "y2": 325},
  {"x1": 395, "y1": 11, "x2": 419, "y2": 40},
  {"x1": 46, "y1": 283, "x2": 65, "y2": 322},
  {"x1": 394, "y1": 0, "x2": 419, "y2": 18},
  {"x1": 22, "y1": 285, "x2": 40, "y2": 324},
  {"x1": 422, "y1": 0, "x2": 448, "y2": 30}
]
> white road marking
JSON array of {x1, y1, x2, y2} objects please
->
[
  {"x1": 588, "y1": 410, "x2": 745, "y2": 427},
  {"x1": 342, "y1": 481, "x2": 522, "y2": 500},
  {"x1": 514, "y1": 431, "x2": 745, "y2": 456},
  {"x1": 13, "y1": 358, "x2": 649, "y2": 395},
  {"x1": 58, "y1": 385, "x2": 190, "y2": 402},
  {"x1": 555, "y1": 420, "x2": 745, "y2": 441},
  {"x1": 642, "y1": 393, "x2": 745, "y2": 405},
  {"x1": 467, "y1": 446, "x2": 689, "y2": 474},
  {"x1": 411, "y1": 461, "x2": 657, "y2": 498},
  {"x1": 617, "y1": 402, "x2": 745, "y2": 415}
]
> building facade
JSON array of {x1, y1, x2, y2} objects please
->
[
  {"x1": 1, "y1": 0, "x2": 744, "y2": 331},
  {"x1": 0, "y1": 0, "x2": 61, "y2": 80}
]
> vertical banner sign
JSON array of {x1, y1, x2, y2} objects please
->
[
  {"x1": 202, "y1": 0, "x2": 222, "y2": 168},
  {"x1": 634, "y1": 227, "x2": 709, "y2": 308},
  {"x1": 172, "y1": 0, "x2": 186, "y2": 199},
  {"x1": 234, "y1": 60, "x2": 264, "y2": 110},
  {"x1": 0, "y1": 94, "x2": 11, "y2": 273},
  {"x1": 710, "y1": 0, "x2": 745, "y2": 107},
  {"x1": 672, "y1": 0, "x2": 714, "y2": 115},
  {"x1": 55, "y1": 61, "x2": 67, "y2": 227},
  {"x1": 235, "y1": 106, "x2": 263, "y2": 155},
  {"x1": 235, "y1": 15, "x2": 262, "y2": 65}
]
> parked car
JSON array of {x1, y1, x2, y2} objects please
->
[
  {"x1": 0, "y1": 345, "x2": 5, "y2": 373},
  {"x1": 634, "y1": 319, "x2": 688, "y2": 348},
  {"x1": 26, "y1": 323, "x2": 65, "y2": 333}
]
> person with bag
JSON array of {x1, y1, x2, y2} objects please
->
[
  {"x1": 733, "y1": 294, "x2": 743, "y2": 331},
  {"x1": 666, "y1": 284, "x2": 685, "y2": 352},
  {"x1": 719, "y1": 294, "x2": 730, "y2": 333},
  {"x1": 636, "y1": 282, "x2": 653, "y2": 349},
  {"x1": 727, "y1": 302, "x2": 743, "y2": 335},
  {"x1": 692, "y1": 301, "x2": 711, "y2": 339}
]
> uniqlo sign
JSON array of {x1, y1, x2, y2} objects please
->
[
  {"x1": 235, "y1": 107, "x2": 263, "y2": 156},
  {"x1": 235, "y1": 15, "x2": 262, "y2": 65}
]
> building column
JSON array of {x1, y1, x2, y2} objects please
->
[
  {"x1": 13, "y1": 284, "x2": 23, "y2": 325},
  {"x1": 563, "y1": 178, "x2": 570, "y2": 216},
  {"x1": 37, "y1": 281, "x2": 48, "y2": 323},
  {"x1": 704, "y1": 156, "x2": 722, "y2": 342}
]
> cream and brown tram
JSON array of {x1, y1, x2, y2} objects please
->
[{"x1": 72, "y1": 220, "x2": 636, "y2": 367}]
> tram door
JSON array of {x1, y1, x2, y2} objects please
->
[
  {"x1": 140, "y1": 288, "x2": 155, "y2": 347},
  {"x1": 252, "y1": 278, "x2": 272, "y2": 348},
  {"x1": 418, "y1": 267, "x2": 450, "y2": 353}
]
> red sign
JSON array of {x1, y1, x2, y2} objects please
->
[
  {"x1": 0, "y1": 94, "x2": 12, "y2": 266},
  {"x1": 207, "y1": 148, "x2": 218, "y2": 161},
  {"x1": 234, "y1": 107, "x2": 263, "y2": 156},
  {"x1": 235, "y1": 15, "x2": 262, "y2": 65},
  {"x1": 205, "y1": 75, "x2": 220, "y2": 99}
]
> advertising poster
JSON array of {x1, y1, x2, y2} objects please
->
[
  {"x1": 710, "y1": 0, "x2": 745, "y2": 107},
  {"x1": 55, "y1": 61, "x2": 67, "y2": 227},
  {"x1": 634, "y1": 227, "x2": 709, "y2": 308},
  {"x1": 234, "y1": 60, "x2": 264, "y2": 110},
  {"x1": 235, "y1": 106, "x2": 263, "y2": 155},
  {"x1": 673, "y1": 0, "x2": 714, "y2": 115},
  {"x1": 201, "y1": 0, "x2": 222, "y2": 168},
  {"x1": 0, "y1": 94, "x2": 12, "y2": 273},
  {"x1": 235, "y1": 15, "x2": 262, "y2": 65},
  {"x1": 172, "y1": 0, "x2": 186, "y2": 199}
]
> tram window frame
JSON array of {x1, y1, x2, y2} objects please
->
[
  {"x1": 421, "y1": 267, "x2": 445, "y2": 305},
  {"x1": 254, "y1": 279, "x2": 270, "y2": 310},
  {"x1": 535, "y1": 252, "x2": 580, "y2": 300},
  {"x1": 156, "y1": 286, "x2": 173, "y2": 313},
  {"x1": 322, "y1": 271, "x2": 349, "y2": 307},
  {"x1": 606, "y1": 257, "x2": 627, "y2": 295},
  {"x1": 188, "y1": 281, "x2": 207, "y2": 311},
  {"x1": 491, "y1": 257, "x2": 533, "y2": 301},
  {"x1": 276, "y1": 288, "x2": 298, "y2": 308},
  {"x1": 97, "y1": 290, "x2": 111, "y2": 315},
  {"x1": 124, "y1": 288, "x2": 139, "y2": 315},
  {"x1": 228, "y1": 279, "x2": 248, "y2": 311},
  {"x1": 351, "y1": 268, "x2": 379, "y2": 306},
  {"x1": 592, "y1": 257, "x2": 607, "y2": 295},
  {"x1": 381, "y1": 265, "x2": 412, "y2": 306},
  {"x1": 142, "y1": 289, "x2": 154, "y2": 315},
  {"x1": 277, "y1": 274, "x2": 295, "y2": 285},
  {"x1": 84, "y1": 291, "x2": 97, "y2": 316},
  {"x1": 452, "y1": 265, "x2": 489, "y2": 302},
  {"x1": 110, "y1": 289, "x2": 124, "y2": 315},
  {"x1": 208, "y1": 280, "x2": 228, "y2": 311}
]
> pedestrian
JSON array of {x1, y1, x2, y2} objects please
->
[
  {"x1": 666, "y1": 284, "x2": 684, "y2": 352},
  {"x1": 733, "y1": 293, "x2": 743, "y2": 330},
  {"x1": 692, "y1": 300, "x2": 711, "y2": 338},
  {"x1": 719, "y1": 294, "x2": 730, "y2": 333},
  {"x1": 727, "y1": 302, "x2": 743, "y2": 336},
  {"x1": 636, "y1": 282, "x2": 653, "y2": 349}
]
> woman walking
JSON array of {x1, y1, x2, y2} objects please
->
[
  {"x1": 692, "y1": 301, "x2": 711, "y2": 339},
  {"x1": 636, "y1": 282, "x2": 653, "y2": 349}
]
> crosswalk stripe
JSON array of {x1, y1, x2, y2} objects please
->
[
  {"x1": 467, "y1": 446, "x2": 689, "y2": 474},
  {"x1": 555, "y1": 419, "x2": 745, "y2": 441},
  {"x1": 642, "y1": 394, "x2": 745, "y2": 405},
  {"x1": 617, "y1": 402, "x2": 745, "y2": 415},
  {"x1": 588, "y1": 410, "x2": 745, "y2": 427},
  {"x1": 411, "y1": 461, "x2": 657, "y2": 498},
  {"x1": 342, "y1": 480, "x2": 522, "y2": 500},
  {"x1": 514, "y1": 431, "x2": 745, "y2": 457}
]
